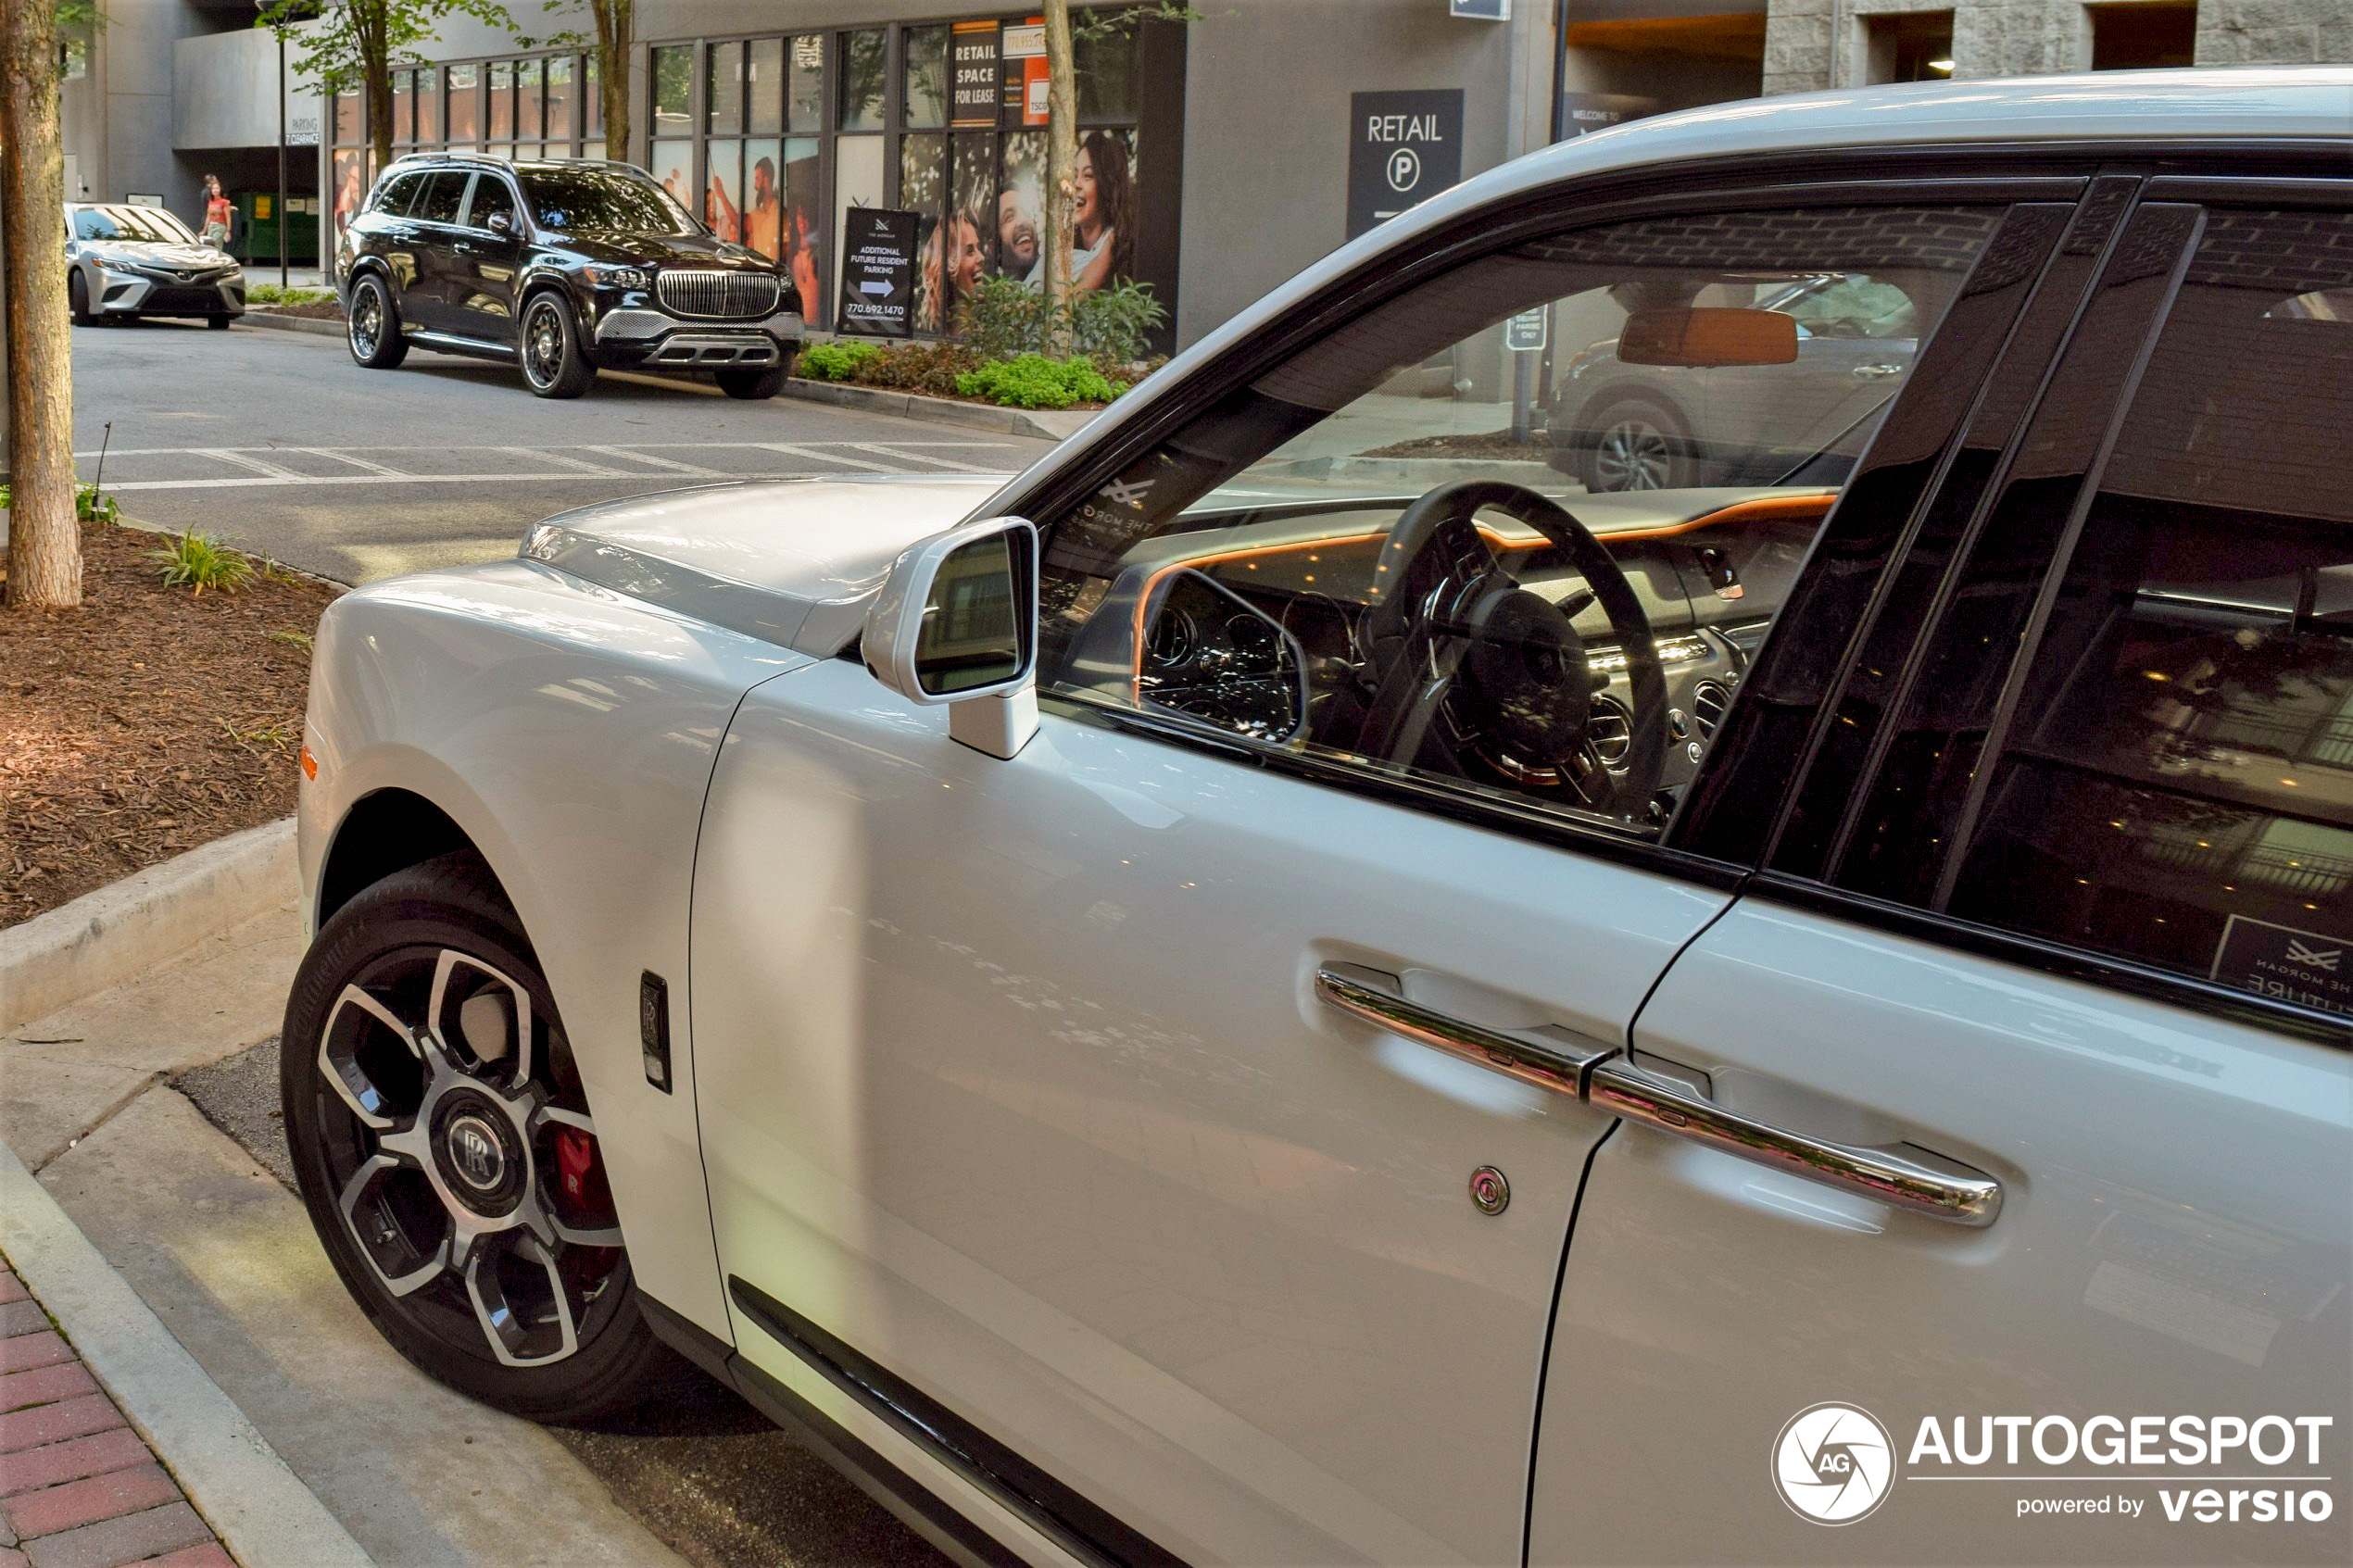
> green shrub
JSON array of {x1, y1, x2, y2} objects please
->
[
  {"x1": 955, "y1": 354, "x2": 1123, "y2": 410},
  {"x1": 246, "y1": 283, "x2": 335, "y2": 307},
  {"x1": 798, "y1": 340, "x2": 882, "y2": 381},
  {"x1": 147, "y1": 531, "x2": 255, "y2": 595},
  {"x1": 1, "y1": 482, "x2": 120, "y2": 525},
  {"x1": 954, "y1": 275, "x2": 1165, "y2": 365}
]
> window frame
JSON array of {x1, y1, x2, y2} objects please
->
[
  {"x1": 998, "y1": 153, "x2": 2095, "y2": 888},
  {"x1": 1744, "y1": 173, "x2": 2353, "y2": 1047}
]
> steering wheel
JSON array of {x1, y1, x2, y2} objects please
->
[{"x1": 1357, "y1": 480, "x2": 1667, "y2": 820}]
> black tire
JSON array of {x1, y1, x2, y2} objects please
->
[
  {"x1": 282, "y1": 850, "x2": 670, "y2": 1423},
  {"x1": 208, "y1": 314, "x2": 233, "y2": 331},
  {"x1": 346, "y1": 273, "x2": 409, "y2": 369},
  {"x1": 1572, "y1": 395, "x2": 1695, "y2": 494},
  {"x1": 715, "y1": 364, "x2": 786, "y2": 400},
  {"x1": 519, "y1": 292, "x2": 597, "y2": 399},
  {"x1": 68, "y1": 270, "x2": 94, "y2": 326}
]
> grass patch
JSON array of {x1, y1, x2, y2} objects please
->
[
  {"x1": 246, "y1": 282, "x2": 335, "y2": 307},
  {"x1": 147, "y1": 531, "x2": 256, "y2": 595}
]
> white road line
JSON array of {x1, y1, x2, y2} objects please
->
[
  {"x1": 95, "y1": 470, "x2": 836, "y2": 493},
  {"x1": 577, "y1": 445, "x2": 724, "y2": 475},
  {"x1": 292, "y1": 447, "x2": 408, "y2": 477},
  {"x1": 851, "y1": 443, "x2": 994, "y2": 471},
  {"x1": 749, "y1": 442, "x2": 894, "y2": 471},
  {"x1": 195, "y1": 447, "x2": 307, "y2": 480},
  {"x1": 510, "y1": 446, "x2": 625, "y2": 475}
]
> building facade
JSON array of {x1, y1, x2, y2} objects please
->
[{"x1": 56, "y1": 0, "x2": 2351, "y2": 350}]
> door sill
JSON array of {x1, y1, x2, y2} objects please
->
[{"x1": 406, "y1": 329, "x2": 517, "y2": 360}]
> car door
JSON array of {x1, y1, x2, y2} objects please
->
[
  {"x1": 397, "y1": 169, "x2": 473, "y2": 332},
  {"x1": 449, "y1": 170, "x2": 522, "y2": 343},
  {"x1": 692, "y1": 185, "x2": 2041, "y2": 1565},
  {"x1": 1530, "y1": 185, "x2": 2353, "y2": 1564}
]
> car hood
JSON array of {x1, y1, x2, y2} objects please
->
[
  {"x1": 84, "y1": 242, "x2": 233, "y2": 270},
  {"x1": 519, "y1": 475, "x2": 1010, "y2": 657}
]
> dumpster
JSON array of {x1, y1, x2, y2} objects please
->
[{"x1": 231, "y1": 190, "x2": 321, "y2": 266}]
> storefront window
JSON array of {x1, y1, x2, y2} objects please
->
[
  {"x1": 788, "y1": 35, "x2": 824, "y2": 132},
  {"x1": 584, "y1": 56, "x2": 602, "y2": 142},
  {"x1": 839, "y1": 29, "x2": 887, "y2": 131},
  {"x1": 446, "y1": 65, "x2": 478, "y2": 145},
  {"x1": 518, "y1": 57, "x2": 543, "y2": 141},
  {"x1": 708, "y1": 138, "x2": 743, "y2": 241},
  {"x1": 651, "y1": 141, "x2": 693, "y2": 207},
  {"x1": 416, "y1": 67, "x2": 441, "y2": 144},
  {"x1": 652, "y1": 45, "x2": 692, "y2": 137},
  {"x1": 333, "y1": 92, "x2": 360, "y2": 146},
  {"x1": 1073, "y1": 25, "x2": 1137, "y2": 120},
  {"x1": 488, "y1": 60, "x2": 514, "y2": 141},
  {"x1": 748, "y1": 38, "x2": 784, "y2": 135},
  {"x1": 392, "y1": 70, "x2": 414, "y2": 144},
  {"x1": 708, "y1": 41, "x2": 744, "y2": 135},
  {"x1": 904, "y1": 25, "x2": 949, "y2": 129},
  {"x1": 547, "y1": 57, "x2": 573, "y2": 143}
]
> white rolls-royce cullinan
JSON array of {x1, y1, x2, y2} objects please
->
[{"x1": 287, "y1": 70, "x2": 2353, "y2": 1566}]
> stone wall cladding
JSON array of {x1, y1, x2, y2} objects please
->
[{"x1": 1764, "y1": 0, "x2": 2350, "y2": 94}]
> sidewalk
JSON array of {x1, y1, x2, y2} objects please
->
[{"x1": 2, "y1": 1257, "x2": 232, "y2": 1568}]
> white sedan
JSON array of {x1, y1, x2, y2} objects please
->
[{"x1": 287, "y1": 70, "x2": 2353, "y2": 1566}]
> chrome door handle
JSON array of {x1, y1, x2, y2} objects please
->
[
  {"x1": 1588, "y1": 1059, "x2": 2001, "y2": 1227},
  {"x1": 1314, "y1": 965, "x2": 2002, "y2": 1227},
  {"x1": 1851, "y1": 361, "x2": 1905, "y2": 379}
]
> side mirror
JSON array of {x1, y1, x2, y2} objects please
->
[
  {"x1": 486, "y1": 211, "x2": 515, "y2": 237},
  {"x1": 862, "y1": 517, "x2": 1040, "y2": 759}
]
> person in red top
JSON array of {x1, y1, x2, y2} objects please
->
[{"x1": 199, "y1": 174, "x2": 233, "y2": 251}]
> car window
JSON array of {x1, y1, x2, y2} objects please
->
[
  {"x1": 1036, "y1": 206, "x2": 2000, "y2": 842},
  {"x1": 464, "y1": 175, "x2": 517, "y2": 232},
  {"x1": 372, "y1": 171, "x2": 427, "y2": 217},
  {"x1": 1857, "y1": 207, "x2": 2353, "y2": 1020},
  {"x1": 73, "y1": 206, "x2": 195, "y2": 245},
  {"x1": 517, "y1": 167, "x2": 694, "y2": 235},
  {"x1": 412, "y1": 170, "x2": 471, "y2": 225}
]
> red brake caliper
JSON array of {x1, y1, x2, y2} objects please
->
[{"x1": 555, "y1": 1126, "x2": 598, "y2": 1205}]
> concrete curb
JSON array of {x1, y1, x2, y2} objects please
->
[
  {"x1": 0, "y1": 820, "x2": 299, "y2": 1036},
  {"x1": 0, "y1": 1135, "x2": 375, "y2": 1568},
  {"x1": 781, "y1": 375, "x2": 1096, "y2": 442},
  {"x1": 239, "y1": 311, "x2": 344, "y2": 338}
]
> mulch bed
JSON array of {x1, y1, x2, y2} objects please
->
[
  {"x1": 1360, "y1": 429, "x2": 1560, "y2": 460},
  {"x1": 0, "y1": 518, "x2": 340, "y2": 928},
  {"x1": 248, "y1": 302, "x2": 344, "y2": 320}
]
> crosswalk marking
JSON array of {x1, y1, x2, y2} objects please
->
[{"x1": 70, "y1": 438, "x2": 1025, "y2": 494}]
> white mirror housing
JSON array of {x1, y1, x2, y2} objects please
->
[{"x1": 862, "y1": 517, "x2": 1041, "y2": 759}]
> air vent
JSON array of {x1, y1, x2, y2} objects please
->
[
  {"x1": 656, "y1": 269, "x2": 780, "y2": 320},
  {"x1": 1588, "y1": 696, "x2": 1632, "y2": 766},
  {"x1": 1692, "y1": 680, "x2": 1731, "y2": 742}
]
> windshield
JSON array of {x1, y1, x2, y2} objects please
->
[
  {"x1": 517, "y1": 168, "x2": 696, "y2": 235},
  {"x1": 73, "y1": 206, "x2": 199, "y2": 245}
]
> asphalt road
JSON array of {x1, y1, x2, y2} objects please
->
[
  {"x1": 69, "y1": 316, "x2": 1057, "y2": 586},
  {"x1": 177, "y1": 1037, "x2": 950, "y2": 1568}
]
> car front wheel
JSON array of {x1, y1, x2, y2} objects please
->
[
  {"x1": 1577, "y1": 397, "x2": 1693, "y2": 493},
  {"x1": 347, "y1": 275, "x2": 409, "y2": 369},
  {"x1": 69, "y1": 270, "x2": 94, "y2": 326},
  {"x1": 281, "y1": 851, "x2": 668, "y2": 1421},
  {"x1": 520, "y1": 293, "x2": 597, "y2": 399}
]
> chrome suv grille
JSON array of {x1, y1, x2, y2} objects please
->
[{"x1": 655, "y1": 270, "x2": 779, "y2": 320}]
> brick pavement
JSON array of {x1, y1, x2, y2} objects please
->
[{"x1": 0, "y1": 1259, "x2": 232, "y2": 1568}]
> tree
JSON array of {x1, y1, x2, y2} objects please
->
[
  {"x1": 1039, "y1": 3, "x2": 1193, "y2": 353},
  {"x1": 518, "y1": 1, "x2": 629, "y2": 160},
  {"x1": 1, "y1": 0, "x2": 87, "y2": 608},
  {"x1": 258, "y1": 0, "x2": 516, "y2": 172}
]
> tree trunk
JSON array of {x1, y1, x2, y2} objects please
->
[
  {"x1": 2, "y1": 0, "x2": 81, "y2": 608},
  {"x1": 365, "y1": 33, "x2": 393, "y2": 174},
  {"x1": 598, "y1": 1, "x2": 631, "y2": 162},
  {"x1": 1041, "y1": 0, "x2": 1077, "y2": 357}
]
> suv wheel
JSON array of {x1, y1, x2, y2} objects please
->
[
  {"x1": 520, "y1": 293, "x2": 597, "y2": 399},
  {"x1": 715, "y1": 365, "x2": 786, "y2": 400},
  {"x1": 282, "y1": 851, "x2": 669, "y2": 1421},
  {"x1": 348, "y1": 275, "x2": 409, "y2": 369},
  {"x1": 1578, "y1": 397, "x2": 1692, "y2": 493}
]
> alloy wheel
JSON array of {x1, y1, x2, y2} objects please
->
[
  {"x1": 522, "y1": 300, "x2": 565, "y2": 390},
  {"x1": 350, "y1": 287, "x2": 383, "y2": 358},
  {"x1": 1593, "y1": 418, "x2": 1674, "y2": 492},
  {"x1": 314, "y1": 944, "x2": 623, "y2": 1367}
]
